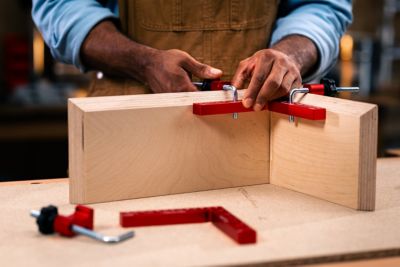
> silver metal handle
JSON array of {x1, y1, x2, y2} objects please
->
[
  {"x1": 71, "y1": 225, "x2": 134, "y2": 244},
  {"x1": 289, "y1": 88, "x2": 310, "y2": 122},
  {"x1": 336, "y1": 86, "x2": 360, "y2": 92}
]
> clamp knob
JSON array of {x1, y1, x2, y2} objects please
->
[{"x1": 36, "y1": 205, "x2": 58, "y2": 235}]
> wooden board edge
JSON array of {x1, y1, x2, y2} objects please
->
[
  {"x1": 0, "y1": 178, "x2": 68, "y2": 187},
  {"x1": 358, "y1": 104, "x2": 378, "y2": 211},
  {"x1": 68, "y1": 100, "x2": 86, "y2": 204},
  {"x1": 68, "y1": 90, "x2": 243, "y2": 112}
]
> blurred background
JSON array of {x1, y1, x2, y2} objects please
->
[{"x1": 0, "y1": 0, "x2": 399, "y2": 182}]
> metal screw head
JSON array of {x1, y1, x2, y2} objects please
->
[{"x1": 223, "y1": 85, "x2": 239, "y2": 120}]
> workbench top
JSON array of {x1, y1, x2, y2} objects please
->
[{"x1": 1, "y1": 158, "x2": 399, "y2": 266}]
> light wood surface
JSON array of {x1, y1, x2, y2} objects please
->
[
  {"x1": 0, "y1": 158, "x2": 398, "y2": 267},
  {"x1": 312, "y1": 257, "x2": 400, "y2": 267},
  {"x1": 69, "y1": 90, "x2": 269, "y2": 204},
  {"x1": 270, "y1": 93, "x2": 377, "y2": 210}
]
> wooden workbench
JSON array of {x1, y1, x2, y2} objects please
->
[{"x1": 1, "y1": 158, "x2": 399, "y2": 266}]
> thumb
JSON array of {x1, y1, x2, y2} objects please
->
[{"x1": 182, "y1": 56, "x2": 222, "y2": 79}]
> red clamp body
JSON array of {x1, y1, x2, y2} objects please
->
[
  {"x1": 303, "y1": 83, "x2": 325, "y2": 95},
  {"x1": 195, "y1": 79, "x2": 231, "y2": 91},
  {"x1": 208, "y1": 80, "x2": 231, "y2": 91},
  {"x1": 121, "y1": 208, "x2": 209, "y2": 226},
  {"x1": 54, "y1": 205, "x2": 94, "y2": 236},
  {"x1": 193, "y1": 100, "x2": 326, "y2": 120},
  {"x1": 120, "y1": 207, "x2": 256, "y2": 244},
  {"x1": 210, "y1": 207, "x2": 256, "y2": 244}
]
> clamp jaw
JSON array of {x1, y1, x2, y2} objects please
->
[{"x1": 30, "y1": 205, "x2": 134, "y2": 244}]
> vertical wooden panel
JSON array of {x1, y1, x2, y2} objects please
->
[
  {"x1": 270, "y1": 94, "x2": 377, "y2": 210},
  {"x1": 69, "y1": 91, "x2": 270, "y2": 204}
]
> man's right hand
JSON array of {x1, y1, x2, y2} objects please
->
[
  {"x1": 143, "y1": 49, "x2": 222, "y2": 93},
  {"x1": 81, "y1": 20, "x2": 222, "y2": 93}
]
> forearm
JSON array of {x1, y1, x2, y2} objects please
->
[
  {"x1": 81, "y1": 20, "x2": 222, "y2": 93},
  {"x1": 271, "y1": 35, "x2": 318, "y2": 78},
  {"x1": 32, "y1": 0, "x2": 118, "y2": 69},
  {"x1": 80, "y1": 20, "x2": 154, "y2": 83},
  {"x1": 271, "y1": 0, "x2": 352, "y2": 81}
]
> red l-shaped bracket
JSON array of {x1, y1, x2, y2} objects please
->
[
  {"x1": 193, "y1": 100, "x2": 326, "y2": 120},
  {"x1": 120, "y1": 207, "x2": 256, "y2": 244}
]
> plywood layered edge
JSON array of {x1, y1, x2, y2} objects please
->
[
  {"x1": 68, "y1": 101, "x2": 85, "y2": 203},
  {"x1": 358, "y1": 106, "x2": 378, "y2": 210}
]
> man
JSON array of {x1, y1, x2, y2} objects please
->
[{"x1": 32, "y1": 0, "x2": 352, "y2": 111}]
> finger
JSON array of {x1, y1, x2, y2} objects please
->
[
  {"x1": 181, "y1": 54, "x2": 222, "y2": 79},
  {"x1": 177, "y1": 69, "x2": 198, "y2": 92},
  {"x1": 253, "y1": 64, "x2": 287, "y2": 111},
  {"x1": 293, "y1": 76, "x2": 302, "y2": 89},
  {"x1": 272, "y1": 71, "x2": 298, "y2": 99},
  {"x1": 265, "y1": 71, "x2": 301, "y2": 100},
  {"x1": 242, "y1": 60, "x2": 273, "y2": 109},
  {"x1": 183, "y1": 76, "x2": 198, "y2": 92},
  {"x1": 231, "y1": 59, "x2": 253, "y2": 89}
]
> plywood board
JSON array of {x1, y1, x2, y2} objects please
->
[
  {"x1": 0, "y1": 158, "x2": 399, "y2": 266},
  {"x1": 270, "y1": 93, "x2": 377, "y2": 210},
  {"x1": 69, "y1": 90, "x2": 270, "y2": 204},
  {"x1": 69, "y1": 90, "x2": 377, "y2": 208}
]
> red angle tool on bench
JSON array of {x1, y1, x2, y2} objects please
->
[
  {"x1": 30, "y1": 205, "x2": 134, "y2": 244},
  {"x1": 193, "y1": 78, "x2": 359, "y2": 121},
  {"x1": 120, "y1": 206, "x2": 257, "y2": 244}
]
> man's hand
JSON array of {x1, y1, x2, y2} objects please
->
[
  {"x1": 143, "y1": 49, "x2": 222, "y2": 93},
  {"x1": 81, "y1": 21, "x2": 222, "y2": 93},
  {"x1": 231, "y1": 35, "x2": 318, "y2": 111}
]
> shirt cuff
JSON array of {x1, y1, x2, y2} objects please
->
[{"x1": 67, "y1": 10, "x2": 118, "y2": 71}]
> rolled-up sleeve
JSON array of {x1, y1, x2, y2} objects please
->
[
  {"x1": 270, "y1": 0, "x2": 352, "y2": 81},
  {"x1": 32, "y1": 0, "x2": 118, "y2": 71}
]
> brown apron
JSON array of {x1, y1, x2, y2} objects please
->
[{"x1": 89, "y1": 0, "x2": 278, "y2": 97}]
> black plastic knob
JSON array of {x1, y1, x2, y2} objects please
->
[
  {"x1": 36, "y1": 205, "x2": 58, "y2": 235},
  {"x1": 320, "y1": 78, "x2": 337, "y2": 96}
]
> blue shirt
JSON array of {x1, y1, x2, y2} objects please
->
[{"x1": 32, "y1": 0, "x2": 352, "y2": 81}]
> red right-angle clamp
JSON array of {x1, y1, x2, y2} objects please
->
[
  {"x1": 120, "y1": 207, "x2": 257, "y2": 245},
  {"x1": 192, "y1": 78, "x2": 359, "y2": 123}
]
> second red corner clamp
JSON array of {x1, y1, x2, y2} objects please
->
[{"x1": 192, "y1": 78, "x2": 359, "y2": 121}]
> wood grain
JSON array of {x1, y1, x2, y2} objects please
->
[
  {"x1": 270, "y1": 93, "x2": 377, "y2": 210},
  {"x1": 69, "y1": 90, "x2": 378, "y2": 209},
  {"x1": 69, "y1": 90, "x2": 270, "y2": 204}
]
